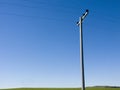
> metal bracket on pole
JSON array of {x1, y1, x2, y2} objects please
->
[{"x1": 77, "y1": 9, "x2": 89, "y2": 26}]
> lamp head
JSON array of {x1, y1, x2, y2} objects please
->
[{"x1": 86, "y1": 9, "x2": 89, "y2": 13}]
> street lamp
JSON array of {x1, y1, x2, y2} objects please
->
[{"x1": 77, "y1": 9, "x2": 89, "y2": 90}]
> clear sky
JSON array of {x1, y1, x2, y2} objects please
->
[{"x1": 0, "y1": 0, "x2": 120, "y2": 89}]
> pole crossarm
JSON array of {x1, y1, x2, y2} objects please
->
[{"x1": 77, "y1": 9, "x2": 89, "y2": 26}]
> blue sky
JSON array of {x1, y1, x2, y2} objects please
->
[{"x1": 0, "y1": 0, "x2": 120, "y2": 88}]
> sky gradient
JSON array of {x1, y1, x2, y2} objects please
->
[{"x1": 0, "y1": 0, "x2": 120, "y2": 88}]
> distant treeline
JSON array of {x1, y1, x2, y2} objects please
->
[{"x1": 94, "y1": 86, "x2": 120, "y2": 88}]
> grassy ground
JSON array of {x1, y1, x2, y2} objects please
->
[{"x1": 1, "y1": 88, "x2": 120, "y2": 90}]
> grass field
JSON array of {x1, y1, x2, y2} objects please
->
[{"x1": 1, "y1": 87, "x2": 120, "y2": 90}]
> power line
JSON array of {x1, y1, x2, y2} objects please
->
[
  {"x1": 0, "y1": 0, "x2": 79, "y2": 14},
  {"x1": 0, "y1": 12, "x2": 72, "y2": 23},
  {"x1": 0, "y1": 1, "x2": 42, "y2": 9}
]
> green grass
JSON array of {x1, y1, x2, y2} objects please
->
[{"x1": 1, "y1": 87, "x2": 120, "y2": 90}]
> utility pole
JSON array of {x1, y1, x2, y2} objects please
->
[{"x1": 77, "y1": 9, "x2": 89, "y2": 90}]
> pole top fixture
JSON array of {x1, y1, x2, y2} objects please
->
[
  {"x1": 77, "y1": 9, "x2": 89, "y2": 26},
  {"x1": 86, "y1": 9, "x2": 89, "y2": 13}
]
